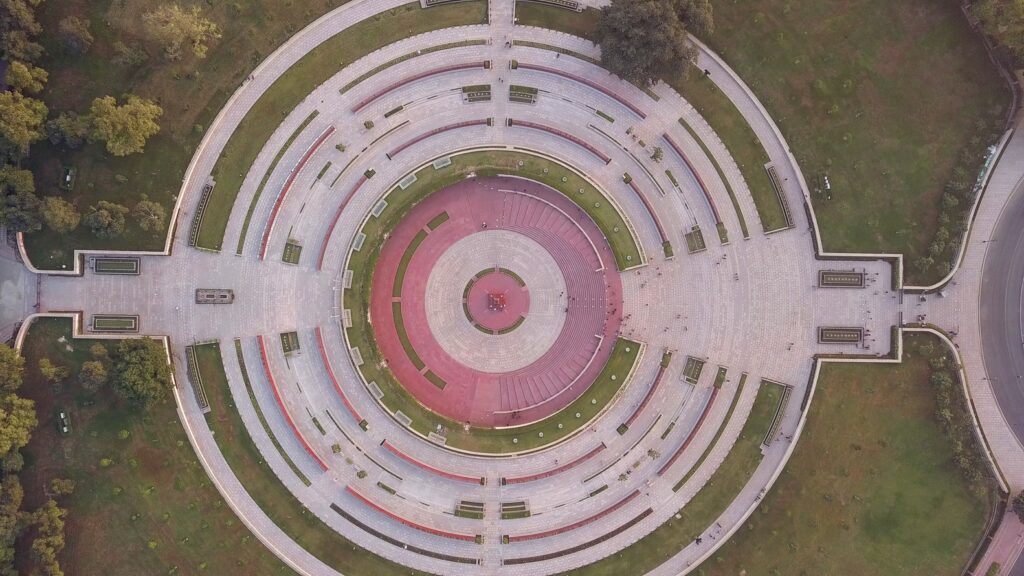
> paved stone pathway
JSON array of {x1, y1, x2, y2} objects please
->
[{"x1": 13, "y1": 0, "x2": 1019, "y2": 574}]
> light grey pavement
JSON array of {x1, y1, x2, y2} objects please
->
[
  {"x1": 11, "y1": 0, "x2": 1017, "y2": 574},
  {"x1": 0, "y1": 230, "x2": 36, "y2": 342}
]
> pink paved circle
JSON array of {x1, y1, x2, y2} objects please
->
[
  {"x1": 367, "y1": 176, "x2": 624, "y2": 427},
  {"x1": 465, "y1": 270, "x2": 530, "y2": 332}
]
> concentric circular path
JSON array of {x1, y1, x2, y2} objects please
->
[{"x1": 371, "y1": 176, "x2": 622, "y2": 426}]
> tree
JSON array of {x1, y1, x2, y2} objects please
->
[
  {"x1": 0, "y1": 345, "x2": 23, "y2": 394},
  {"x1": 28, "y1": 499, "x2": 66, "y2": 576},
  {"x1": 0, "y1": 90, "x2": 47, "y2": 153},
  {"x1": 49, "y1": 478, "x2": 75, "y2": 497},
  {"x1": 0, "y1": 474, "x2": 24, "y2": 570},
  {"x1": 89, "y1": 95, "x2": 163, "y2": 156},
  {"x1": 142, "y1": 4, "x2": 221, "y2": 60},
  {"x1": 0, "y1": 0, "x2": 44, "y2": 62},
  {"x1": 83, "y1": 201, "x2": 128, "y2": 239},
  {"x1": 111, "y1": 41, "x2": 148, "y2": 68},
  {"x1": 0, "y1": 393, "x2": 37, "y2": 458},
  {"x1": 650, "y1": 146, "x2": 664, "y2": 163},
  {"x1": 1015, "y1": 490, "x2": 1024, "y2": 522},
  {"x1": 45, "y1": 111, "x2": 91, "y2": 149},
  {"x1": 976, "y1": 0, "x2": 1024, "y2": 62},
  {"x1": 596, "y1": 0, "x2": 696, "y2": 86},
  {"x1": 40, "y1": 197, "x2": 80, "y2": 234},
  {"x1": 79, "y1": 360, "x2": 108, "y2": 392},
  {"x1": 4, "y1": 60, "x2": 47, "y2": 94},
  {"x1": 89, "y1": 343, "x2": 109, "y2": 362},
  {"x1": 37, "y1": 359, "x2": 69, "y2": 384},
  {"x1": 674, "y1": 0, "x2": 713, "y2": 37},
  {"x1": 132, "y1": 196, "x2": 166, "y2": 232},
  {"x1": 112, "y1": 338, "x2": 172, "y2": 408},
  {"x1": 0, "y1": 188, "x2": 41, "y2": 233},
  {"x1": 58, "y1": 15, "x2": 93, "y2": 54}
]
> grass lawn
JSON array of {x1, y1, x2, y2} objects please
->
[
  {"x1": 561, "y1": 379, "x2": 782, "y2": 575},
  {"x1": 197, "y1": 340, "x2": 428, "y2": 576},
  {"x1": 23, "y1": 0, "x2": 357, "y2": 268},
  {"x1": 705, "y1": 0, "x2": 1008, "y2": 280},
  {"x1": 195, "y1": 1, "x2": 488, "y2": 251},
  {"x1": 703, "y1": 335, "x2": 991, "y2": 576},
  {"x1": 16, "y1": 318, "x2": 291, "y2": 575}
]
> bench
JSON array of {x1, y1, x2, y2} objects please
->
[
  {"x1": 183, "y1": 345, "x2": 212, "y2": 413},
  {"x1": 765, "y1": 164, "x2": 794, "y2": 228}
]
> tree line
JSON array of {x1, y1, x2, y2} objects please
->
[
  {"x1": 0, "y1": 1, "x2": 220, "y2": 240},
  {"x1": 0, "y1": 336, "x2": 173, "y2": 576}
]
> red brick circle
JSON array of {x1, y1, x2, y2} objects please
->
[{"x1": 368, "y1": 176, "x2": 623, "y2": 427}]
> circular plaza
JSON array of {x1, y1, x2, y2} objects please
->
[{"x1": 60, "y1": 0, "x2": 917, "y2": 574}]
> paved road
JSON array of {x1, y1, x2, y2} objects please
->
[{"x1": 981, "y1": 171, "x2": 1024, "y2": 445}]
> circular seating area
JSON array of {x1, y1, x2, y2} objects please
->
[{"x1": 150, "y1": 1, "x2": 886, "y2": 574}]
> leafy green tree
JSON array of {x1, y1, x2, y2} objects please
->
[
  {"x1": 28, "y1": 499, "x2": 66, "y2": 576},
  {"x1": 58, "y1": 15, "x2": 93, "y2": 54},
  {"x1": 89, "y1": 343, "x2": 109, "y2": 362},
  {"x1": 89, "y1": 95, "x2": 162, "y2": 156},
  {"x1": 0, "y1": 393, "x2": 36, "y2": 458},
  {"x1": 79, "y1": 360, "x2": 108, "y2": 392},
  {"x1": 0, "y1": 474, "x2": 24, "y2": 571},
  {"x1": 37, "y1": 358, "x2": 69, "y2": 384},
  {"x1": 976, "y1": 0, "x2": 1024, "y2": 61},
  {"x1": 112, "y1": 338, "x2": 172, "y2": 408},
  {"x1": 48, "y1": 478, "x2": 74, "y2": 497},
  {"x1": 0, "y1": 90, "x2": 47, "y2": 153},
  {"x1": 674, "y1": 0, "x2": 713, "y2": 37},
  {"x1": 40, "y1": 197, "x2": 80, "y2": 234},
  {"x1": 44, "y1": 111, "x2": 90, "y2": 149},
  {"x1": 4, "y1": 60, "x2": 47, "y2": 94},
  {"x1": 142, "y1": 4, "x2": 221, "y2": 60},
  {"x1": 0, "y1": 345, "x2": 23, "y2": 394},
  {"x1": 83, "y1": 200, "x2": 128, "y2": 239},
  {"x1": 0, "y1": 188, "x2": 41, "y2": 233},
  {"x1": 111, "y1": 41, "x2": 148, "y2": 68},
  {"x1": 132, "y1": 196, "x2": 166, "y2": 232},
  {"x1": 596, "y1": 0, "x2": 696, "y2": 86},
  {"x1": 0, "y1": 0, "x2": 43, "y2": 62}
]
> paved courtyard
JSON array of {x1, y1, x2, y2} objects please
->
[{"x1": 10, "y1": 0, "x2": 1024, "y2": 574}]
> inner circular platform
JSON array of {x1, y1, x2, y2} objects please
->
[
  {"x1": 368, "y1": 176, "x2": 623, "y2": 427},
  {"x1": 428, "y1": 229, "x2": 563, "y2": 374},
  {"x1": 465, "y1": 268, "x2": 530, "y2": 332}
]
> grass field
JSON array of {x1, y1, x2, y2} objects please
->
[
  {"x1": 705, "y1": 0, "x2": 1008, "y2": 280},
  {"x1": 195, "y1": 1, "x2": 488, "y2": 251},
  {"x1": 197, "y1": 340, "x2": 427, "y2": 576},
  {"x1": 562, "y1": 380, "x2": 782, "y2": 575},
  {"x1": 703, "y1": 335, "x2": 991, "y2": 576},
  {"x1": 16, "y1": 318, "x2": 291, "y2": 575}
]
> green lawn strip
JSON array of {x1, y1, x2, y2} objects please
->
[
  {"x1": 92, "y1": 316, "x2": 137, "y2": 330},
  {"x1": 392, "y1": 229, "x2": 429, "y2": 297},
  {"x1": 228, "y1": 110, "x2": 319, "y2": 254},
  {"x1": 200, "y1": 341, "x2": 430, "y2": 575},
  {"x1": 561, "y1": 380, "x2": 781, "y2": 576},
  {"x1": 424, "y1": 371, "x2": 447, "y2": 390},
  {"x1": 282, "y1": 241, "x2": 302, "y2": 264},
  {"x1": 226, "y1": 339, "x2": 311, "y2": 486},
  {"x1": 672, "y1": 374, "x2": 748, "y2": 492},
  {"x1": 426, "y1": 211, "x2": 450, "y2": 230},
  {"x1": 514, "y1": 3, "x2": 599, "y2": 42},
  {"x1": 704, "y1": 0, "x2": 1007, "y2": 280},
  {"x1": 660, "y1": 351, "x2": 673, "y2": 368},
  {"x1": 339, "y1": 39, "x2": 488, "y2": 94},
  {"x1": 392, "y1": 302, "x2": 426, "y2": 370},
  {"x1": 197, "y1": 1, "x2": 488, "y2": 250},
  {"x1": 706, "y1": 334, "x2": 992, "y2": 575},
  {"x1": 712, "y1": 366, "x2": 727, "y2": 389},
  {"x1": 678, "y1": 118, "x2": 750, "y2": 239},
  {"x1": 17, "y1": 318, "x2": 291, "y2": 575}
]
